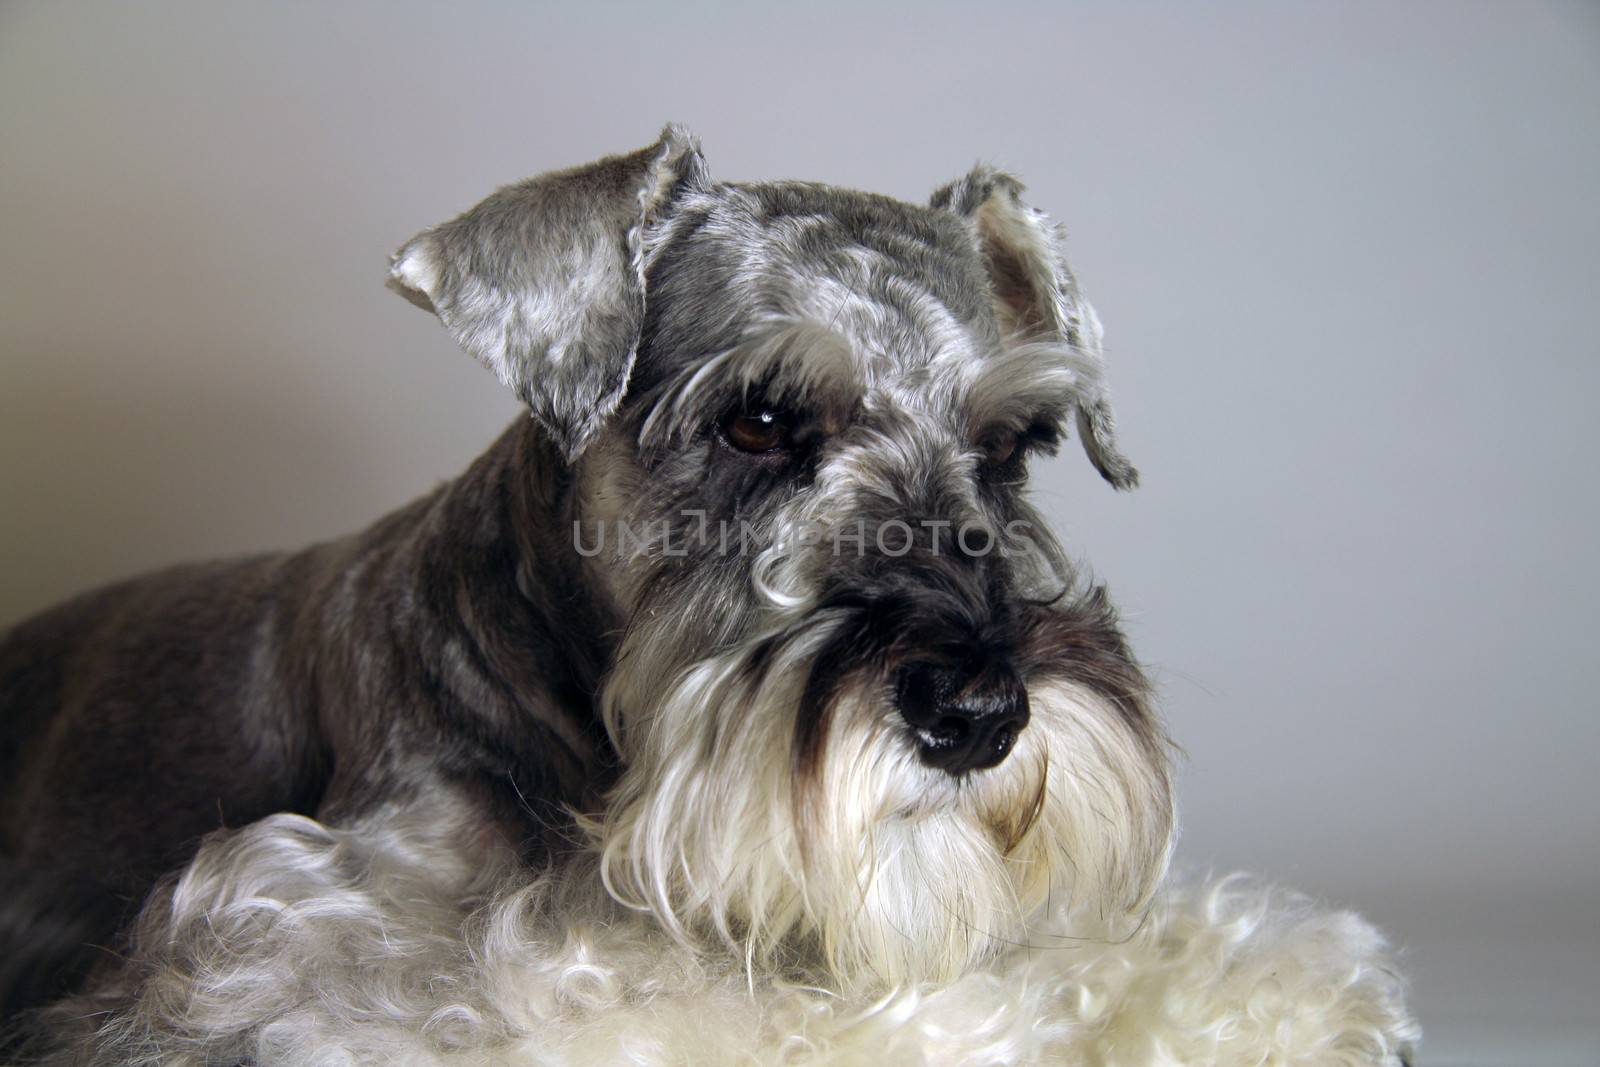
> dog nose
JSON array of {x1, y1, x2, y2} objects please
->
[{"x1": 895, "y1": 660, "x2": 1030, "y2": 775}]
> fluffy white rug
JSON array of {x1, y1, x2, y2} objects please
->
[{"x1": 40, "y1": 809, "x2": 1419, "y2": 1066}]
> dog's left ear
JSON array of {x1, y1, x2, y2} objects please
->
[
  {"x1": 389, "y1": 125, "x2": 708, "y2": 461},
  {"x1": 931, "y1": 167, "x2": 1137, "y2": 489}
]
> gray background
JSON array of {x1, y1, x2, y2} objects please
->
[{"x1": 1, "y1": 2, "x2": 1595, "y2": 1062}]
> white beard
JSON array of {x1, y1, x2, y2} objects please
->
[{"x1": 591, "y1": 606, "x2": 1173, "y2": 989}]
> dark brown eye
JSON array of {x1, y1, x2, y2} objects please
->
[
  {"x1": 983, "y1": 433, "x2": 1019, "y2": 467},
  {"x1": 723, "y1": 407, "x2": 793, "y2": 453}
]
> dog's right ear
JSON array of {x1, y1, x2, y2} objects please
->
[{"x1": 388, "y1": 125, "x2": 708, "y2": 461}]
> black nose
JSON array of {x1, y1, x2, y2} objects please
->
[{"x1": 895, "y1": 660, "x2": 1030, "y2": 775}]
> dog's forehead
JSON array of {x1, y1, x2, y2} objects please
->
[{"x1": 644, "y1": 180, "x2": 1006, "y2": 389}]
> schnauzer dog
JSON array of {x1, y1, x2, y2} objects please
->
[{"x1": 1, "y1": 126, "x2": 1177, "y2": 1037}]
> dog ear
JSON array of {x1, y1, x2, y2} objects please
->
[
  {"x1": 931, "y1": 167, "x2": 1137, "y2": 490},
  {"x1": 389, "y1": 125, "x2": 708, "y2": 461}
]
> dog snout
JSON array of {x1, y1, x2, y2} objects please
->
[{"x1": 895, "y1": 659, "x2": 1029, "y2": 775}]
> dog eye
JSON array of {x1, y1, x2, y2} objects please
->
[
  {"x1": 982, "y1": 433, "x2": 1019, "y2": 467},
  {"x1": 722, "y1": 406, "x2": 794, "y2": 453}
]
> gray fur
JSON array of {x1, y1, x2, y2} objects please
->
[
  {"x1": 389, "y1": 125, "x2": 709, "y2": 461},
  {"x1": 0, "y1": 128, "x2": 1157, "y2": 1039}
]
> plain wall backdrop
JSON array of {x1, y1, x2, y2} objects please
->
[{"x1": 1, "y1": 3, "x2": 1595, "y2": 1062}]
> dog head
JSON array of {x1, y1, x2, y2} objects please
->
[{"x1": 390, "y1": 126, "x2": 1173, "y2": 988}]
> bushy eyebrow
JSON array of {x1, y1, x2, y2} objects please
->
[
  {"x1": 954, "y1": 339, "x2": 1104, "y2": 442},
  {"x1": 637, "y1": 320, "x2": 866, "y2": 448}
]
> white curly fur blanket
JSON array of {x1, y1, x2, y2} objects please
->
[{"x1": 40, "y1": 811, "x2": 1419, "y2": 1066}]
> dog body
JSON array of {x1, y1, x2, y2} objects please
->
[
  {"x1": 2, "y1": 126, "x2": 1177, "y2": 1033},
  {"x1": 0, "y1": 421, "x2": 601, "y2": 1012}
]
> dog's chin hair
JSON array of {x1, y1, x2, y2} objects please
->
[{"x1": 587, "y1": 612, "x2": 1173, "y2": 989}]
